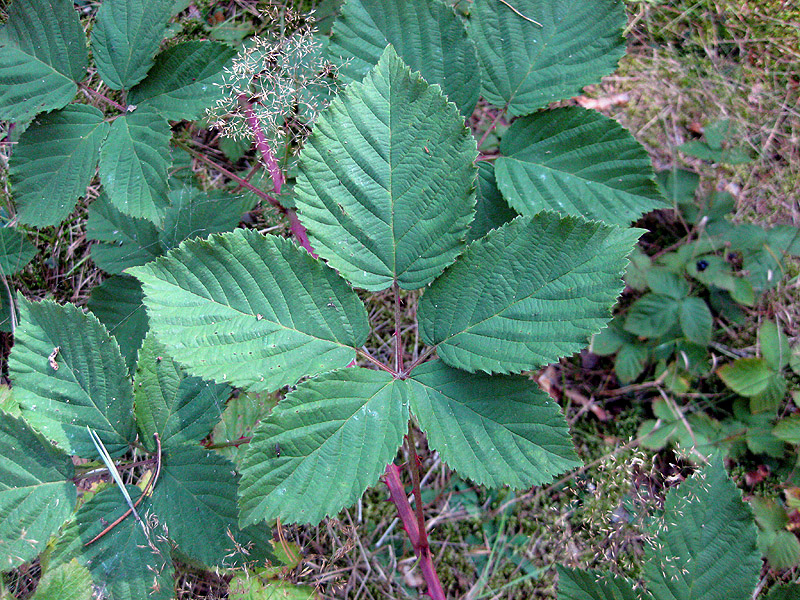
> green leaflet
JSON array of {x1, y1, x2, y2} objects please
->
[
  {"x1": 128, "y1": 41, "x2": 237, "y2": 120},
  {"x1": 760, "y1": 320, "x2": 790, "y2": 371},
  {"x1": 229, "y1": 576, "x2": 317, "y2": 600},
  {"x1": 159, "y1": 187, "x2": 257, "y2": 250},
  {"x1": 643, "y1": 458, "x2": 761, "y2": 600},
  {"x1": 91, "y1": 0, "x2": 176, "y2": 90},
  {"x1": 0, "y1": 0, "x2": 86, "y2": 122},
  {"x1": 87, "y1": 275, "x2": 149, "y2": 373},
  {"x1": 717, "y1": 357, "x2": 774, "y2": 398},
  {"x1": 98, "y1": 106, "x2": 172, "y2": 226},
  {"x1": 469, "y1": 0, "x2": 626, "y2": 116},
  {"x1": 0, "y1": 225, "x2": 37, "y2": 276},
  {"x1": 329, "y1": 0, "x2": 480, "y2": 116},
  {"x1": 294, "y1": 45, "x2": 477, "y2": 291},
  {"x1": 87, "y1": 193, "x2": 162, "y2": 274},
  {"x1": 556, "y1": 566, "x2": 644, "y2": 600},
  {"x1": 74, "y1": 486, "x2": 173, "y2": 600},
  {"x1": 129, "y1": 230, "x2": 369, "y2": 392},
  {"x1": 495, "y1": 107, "x2": 665, "y2": 225},
  {"x1": 88, "y1": 187, "x2": 256, "y2": 274},
  {"x1": 0, "y1": 414, "x2": 76, "y2": 570},
  {"x1": 238, "y1": 368, "x2": 408, "y2": 526},
  {"x1": 678, "y1": 296, "x2": 712, "y2": 346},
  {"x1": 766, "y1": 585, "x2": 800, "y2": 600},
  {"x1": 135, "y1": 332, "x2": 229, "y2": 452},
  {"x1": 624, "y1": 294, "x2": 682, "y2": 339},
  {"x1": 406, "y1": 361, "x2": 580, "y2": 488},
  {"x1": 212, "y1": 391, "x2": 278, "y2": 467},
  {"x1": 8, "y1": 298, "x2": 136, "y2": 457},
  {"x1": 29, "y1": 560, "x2": 93, "y2": 600},
  {"x1": 151, "y1": 443, "x2": 274, "y2": 568},
  {"x1": 11, "y1": 105, "x2": 109, "y2": 227},
  {"x1": 419, "y1": 214, "x2": 642, "y2": 374},
  {"x1": 469, "y1": 161, "x2": 517, "y2": 243}
]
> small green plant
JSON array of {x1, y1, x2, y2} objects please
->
[
  {"x1": 557, "y1": 457, "x2": 800, "y2": 600},
  {"x1": 678, "y1": 118, "x2": 754, "y2": 165},
  {"x1": 593, "y1": 167, "x2": 800, "y2": 390}
]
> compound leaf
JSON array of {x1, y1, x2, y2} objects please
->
[
  {"x1": 87, "y1": 275, "x2": 148, "y2": 373},
  {"x1": 8, "y1": 298, "x2": 136, "y2": 457},
  {"x1": 329, "y1": 0, "x2": 480, "y2": 116},
  {"x1": 418, "y1": 214, "x2": 641, "y2": 374},
  {"x1": 239, "y1": 368, "x2": 408, "y2": 526},
  {"x1": 556, "y1": 566, "x2": 643, "y2": 600},
  {"x1": 295, "y1": 45, "x2": 477, "y2": 291},
  {"x1": 643, "y1": 458, "x2": 760, "y2": 600},
  {"x1": 128, "y1": 40, "x2": 237, "y2": 120},
  {"x1": 129, "y1": 230, "x2": 369, "y2": 393},
  {"x1": 151, "y1": 443, "x2": 272, "y2": 567},
  {"x1": 0, "y1": 226, "x2": 37, "y2": 275},
  {"x1": 98, "y1": 106, "x2": 172, "y2": 226},
  {"x1": 495, "y1": 107, "x2": 665, "y2": 225},
  {"x1": 0, "y1": 414, "x2": 76, "y2": 570},
  {"x1": 91, "y1": 0, "x2": 175, "y2": 90},
  {"x1": 135, "y1": 332, "x2": 229, "y2": 451},
  {"x1": 469, "y1": 0, "x2": 626, "y2": 116},
  {"x1": 0, "y1": 0, "x2": 86, "y2": 122},
  {"x1": 75, "y1": 486, "x2": 173, "y2": 600},
  {"x1": 87, "y1": 193, "x2": 162, "y2": 274},
  {"x1": 406, "y1": 361, "x2": 580, "y2": 488}
]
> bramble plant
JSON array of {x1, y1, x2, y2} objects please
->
[{"x1": 0, "y1": 0, "x2": 719, "y2": 597}]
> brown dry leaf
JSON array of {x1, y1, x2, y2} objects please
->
[{"x1": 574, "y1": 92, "x2": 630, "y2": 111}]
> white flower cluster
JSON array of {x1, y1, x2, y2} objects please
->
[{"x1": 206, "y1": 6, "x2": 340, "y2": 151}]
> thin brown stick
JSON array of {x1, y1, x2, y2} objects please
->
[
  {"x1": 401, "y1": 345, "x2": 436, "y2": 377},
  {"x1": 84, "y1": 434, "x2": 163, "y2": 546},
  {"x1": 357, "y1": 348, "x2": 398, "y2": 376},
  {"x1": 496, "y1": 0, "x2": 542, "y2": 27}
]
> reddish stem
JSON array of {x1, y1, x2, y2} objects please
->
[
  {"x1": 79, "y1": 82, "x2": 126, "y2": 113},
  {"x1": 383, "y1": 464, "x2": 446, "y2": 600},
  {"x1": 239, "y1": 94, "x2": 285, "y2": 194},
  {"x1": 237, "y1": 95, "x2": 317, "y2": 257},
  {"x1": 476, "y1": 106, "x2": 508, "y2": 151}
]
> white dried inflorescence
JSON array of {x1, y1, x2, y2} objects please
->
[{"x1": 206, "y1": 6, "x2": 340, "y2": 151}]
